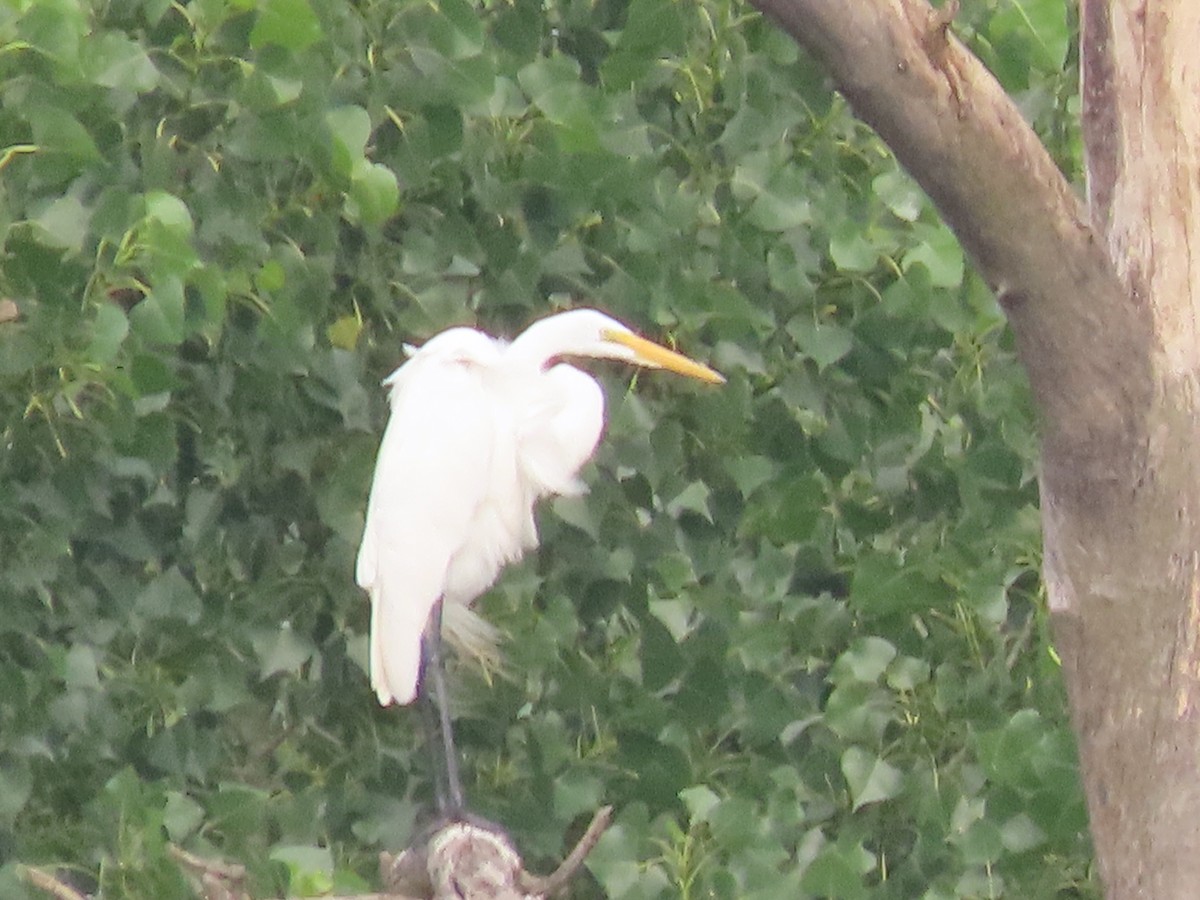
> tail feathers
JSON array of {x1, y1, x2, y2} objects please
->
[
  {"x1": 369, "y1": 596, "x2": 506, "y2": 707},
  {"x1": 440, "y1": 602, "x2": 506, "y2": 684},
  {"x1": 369, "y1": 587, "x2": 423, "y2": 707}
]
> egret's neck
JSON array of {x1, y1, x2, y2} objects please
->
[
  {"x1": 508, "y1": 310, "x2": 627, "y2": 369},
  {"x1": 508, "y1": 316, "x2": 578, "y2": 369}
]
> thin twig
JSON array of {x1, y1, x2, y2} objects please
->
[
  {"x1": 170, "y1": 844, "x2": 248, "y2": 883},
  {"x1": 200, "y1": 871, "x2": 250, "y2": 900},
  {"x1": 519, "y1": 805, "x2": 614, "y2": 896},
  {"x1": 19, "y1": 867, "x2": 90, "y2": 900}
]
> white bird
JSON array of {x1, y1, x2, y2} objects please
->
[{"x1": 355, "y1": 308, "x2": 724, "y2": 711}]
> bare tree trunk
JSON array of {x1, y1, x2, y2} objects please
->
[
  {"x1": 1060, "y1": 2, "x2": 1200, "y2": 895},
  {"x1": 748, "y1": 0, "x2": 1200, "y2": 896}
]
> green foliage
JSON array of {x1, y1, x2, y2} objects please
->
[{"x1": 0, "y1": 0, "x2": 1093, "y2": 897}]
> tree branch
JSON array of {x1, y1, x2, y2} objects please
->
[
  {"x1": 748, "y1": 0, "x2": 1154, "y2": 479},
  {"x1": 518, "y1": 805, "x2": 612, "y2": 895},
  {"x1": 23, "y1": 810, "x2": 614, "y2": 900},
  {"x1": 380, "y1": 808, "x2": 613, "y2": 900},
  {"x1": 19, "y1": 869, "x2": 90, "y2": 900}
]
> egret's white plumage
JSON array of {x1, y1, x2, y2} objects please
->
[{"x1": 355, "y1": 308, "x2": 723, "y2": 706}]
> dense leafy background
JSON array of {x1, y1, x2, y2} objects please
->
[{"x1": 0, "y1": 0, "x2": 1093, "y2": 897}]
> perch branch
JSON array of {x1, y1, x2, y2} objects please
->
[{"x1": 25, "y1": 808, "x2": 613, "y2": 900}]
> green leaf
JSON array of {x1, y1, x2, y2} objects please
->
[
  {"x1": 64, "y1": 644, "x2": 101, "y2": 689},
  {"x1": 849, "y1": 552, "x2": 953, "y2": 617},
  {"x1": 143, "y1": 191, "x2": 194, "y2": 236},
  {"x1": 517, "y1": 56, "x2": 583, "y2": 111},
  {"x1": 994, "y1": 0, "x2": 1069, "y2": 70},
  {"x1": 824, "y1": 682, "x2": 894, "y2": 744},
  {"x1": 429, "y1": 0, "x2": 485, "y2": 58},
  {"x1": 841, "y1": 746, "x2": 903, "y2": 810},
  {"x1": 786, "y1": 317, "x2": 854, "y2": 370},
  {"x1": 327, "y1": 105, "x2": 372, "y2": 176},
  {"x1": 905, "y1": 223, "x2": 964, "y2": 289},
  {"x1": 640, "y1": 613, "x2": 684, "y2": 690},
  {"x1": 327, "y1": 313, "x2": 362, "y2": 350},
  {"x1": 270, "y1": 844, "x2": 334, "y2": 895},
  {"x1": 801, "y1": 841, "x2": 870, "y2": 899},
  {"x1": 709, "y1": 796, "x2": 759, "y2": 853},
  {"x1": 33, "y1": 194, "x2": 90, "y2": 252},
  {"x1": 679, "y1": 784, "x2": 721, "y2": 824},
  {"x1": 550, "y1": 494, "x2": 600, "y2": 539},
  {"x1": 727, "y1": 456, "x2": 779, "y2": 498},
  {"x1": 873, "y1": 169, "x2": 926, "y2": 222},
  {"x1": 89, "y1": 304, "x2": 130, "y2": 363},
  {"x1": 129, "y1": 276, "x2": 187, "y2": 344},
  {"x1": 746, "y1": 169, "x2": 813, "y2": 232},
  {"x1": 552, "y1": 770, "x2": 604, "y2": 821},
  {"x1": 829, "y1": 220, "x2": 878, "y2": 271},
  {"x1": 956, "y1": 816, "x2": 1005, "y2": 865},
  {"x1": 86, "y1": 32, "x2": 160, "y2": 92},
  {"x1": 586, "y1": 807, "x2": 665, "y2": 895},
  {"x1": 1001, "y1": 813, "x2": 1047, "y2": 853},
  {"x1": 18, "y1": 0, "x2": 87, "y2": 66},
  {"x1": 666, "y1": 480, "x2": 712, "y2": 522},
  {"x1": 163, "y1": 791, "x2": 205, "y2": 842},
  {"x1": 133, "y1": 567, "x2": 202, "y2": 624},
  {"x1": 250, "y1": 0, "x2": 323, "y2": 52},
  {"x1": 974, "y1": 708, "x2": 1046, "y2": 790},
  {"x1": 32, "y1": 106, "x2": 100, "y2": 162},
  {"x1": 0, "y1": 762, "x2": 33, "y2": 823},
  {"x1": 885, "y1": 655, "x2": 931, "y2": 691},
  {"x1": 254, "y1": 624, "x2": 316, "y2": 678},
  {"x1": 517, "y1": 57, "x2": 600, "y2": 152},
  {"x1": 348, "y1": 160, "x2": 399, "y2": 226},
  {"x1": 832, "y1": 636, "x2": 897, "y2": 685}
]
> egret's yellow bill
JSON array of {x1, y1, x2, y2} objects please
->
[{"x1": 602, "y1": 329, "x2": 726, "y2": 384}]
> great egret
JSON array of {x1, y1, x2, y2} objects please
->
[{"x1": 355, "y1": 307, "x2": 724, "y2": 809}]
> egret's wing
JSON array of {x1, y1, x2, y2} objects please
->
[
  {"x1": 356, "y1": 358, "x2": 496, "y2": 706},
  {"x1": 515, "y1": 365, "x2": 605, "y2": 497}
]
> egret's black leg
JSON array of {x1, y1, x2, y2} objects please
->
[
  {"x1": 418, "y1": 669, "x2": 451, "y2": 814},
  {"x1": 420, "y1": 599, "x2": 465, "y2": 815}
]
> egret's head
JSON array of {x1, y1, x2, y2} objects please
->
[{"x1": 514, "y1": 308, "x2": 725, "y2": 384}]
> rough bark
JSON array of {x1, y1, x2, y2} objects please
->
[
  {"x1": 1067, "y1": 2, "x2": 1200, "y2": 896},
  {"x1": 748, "y1": 0, "x2": 1200, "y2": 897}
]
